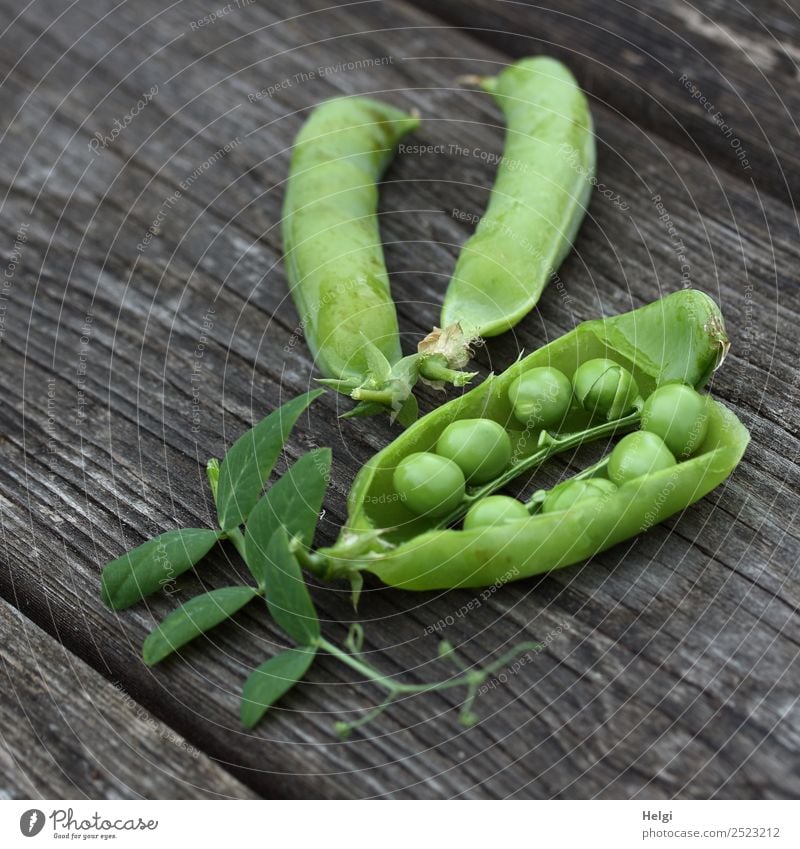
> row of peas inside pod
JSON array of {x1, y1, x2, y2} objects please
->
[
  {"x1": 312, "y1": 292, "x2": 749, "y2": 591},
  {"x1": 392, "y1": 361, "x2": 710, "y2": 528}
]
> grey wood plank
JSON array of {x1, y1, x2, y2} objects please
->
[
  {"x1": 0, "y1": 598, "x2": 258, "y2": 799},
  {"x1": 0, "y1": 0, "x2": 797, "y2": 799}
]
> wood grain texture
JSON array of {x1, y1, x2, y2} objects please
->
[
  {"x1": 411, "y1": 0, "x2": 800, "y2": 203},
  {"x1": 0, "y1": 598, "x2": 257, "y2": 799},
  {"x1": 0, "y1": 0, "x2": 797, "y2": 799}
]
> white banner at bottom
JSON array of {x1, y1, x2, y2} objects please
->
[{"x1": 1, "y1": 799, "x2": 797, "y2": 847}]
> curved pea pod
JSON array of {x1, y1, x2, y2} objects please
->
[
  {"x1": 283, "y1": 98, "x2": 476, "y2": 421},
  {"x1": 441, "y1": 57, "x2": 595, "y2": 338},
  {"x1": 282, "y1": 97, "x2": 418, "y2": 383},
  {"x1": 315, "y1": 290, "x2": 732, "y2": 580},
  {"x1": 367, "y1": 397, "x2": 748, "y2": 590}
]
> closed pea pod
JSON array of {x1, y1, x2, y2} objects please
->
[
  {"x1": 283, "y1": 97, "x2": 475, "y2": 421},
  {"x1": 283, "y1": 97, "x2": 414, "y2": 382},
  {"x1": 441, "y1": 57, "x2": 595, "y2": 339},
  {"x1": 310, "y1": 291, "x2": 745, "y2": 590}
]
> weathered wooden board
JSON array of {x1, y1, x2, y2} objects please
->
[
  {"x1": 0, "y1": 0, "x2": 797, "y2": 799},
  {"x1": 0, "y1": 598, "x2": 257, "y2": 799},
  {"x1": 411, "y1": 0, "x2": 800, "y2": 204}
]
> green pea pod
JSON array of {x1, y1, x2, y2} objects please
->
[
  {"x1": 314, "y1": 291, "x2": 742, "y2": 588},
  {"x1": 283, "y1": 97, "x2": 417, "y2": 382},
  {"x1": 367, "y1": 398, "x2": 747, "y2": 590},
  {"x1": 441, "y1": 57, "x2": 596, "y2": 338},
  {"x1": 283, "y1": 97, "x2": 477, "y2": 418}
]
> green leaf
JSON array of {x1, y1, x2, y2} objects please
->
[
  {"x1": 258, "y1": 527, "x2": 320, "y2": 645},
  {"x1": 142, "y1": 586, "x2": 258, "y2": 665},
  {"x1": 101, "y1": 528, "x2": 220, "y2": 610},
  {"x1": 360, "y1": 335, "x2": 393, "y2": 383},
  {"x1": 216, "y1": 390, "x2": 324, "y2": 531},
  {"x1": 243, "y1": 448, "x2": 331, "y2": 586},
  {"x1": 206, "y1": 458, "x2": 220, "y2": 501},
  {"x1": 240, "y1": 646, "x2": 316, "y2": 728},
  {"x1": 315, "y1": 377, "x2": 359, "y2": 393},
  {"x1": 340, "y1": 401, "x2": 386, "y2": 419},
  {"x1": 393, "y1": 394, "x2": 418, "y2": 428},
  {"x1": 349, "y1": 570, "x2": 364, "y2": 608}
]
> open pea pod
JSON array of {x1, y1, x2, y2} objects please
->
[
  {"x1": 313, "y1": 290, "x2": 744, "y2": 588},
  {"x1": 364, "y1": 398, "x2": 747, "y2": 589}
]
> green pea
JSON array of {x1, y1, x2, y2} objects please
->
[
  {"x1": 393, "y1": 453, "x2": 466, "y2": 517},
  {"x1": 464, "y1": 496, "x2": 529, "y2": 530},
  {"x1": 435, "y1": 418, "x2": 511, "y2": 484},
  {"x1": 641, "y1": 383, "x2": 709, "y2": 458},
  {"x1": 572, "y1": 358, "x2": 639, "y2": 420},
  {"x1": 541, "y1": 478, "x2": 617, "y2": 513},
  {"x1": 508, "y1": 367, "x2": 572, "y2": 430},
  {"x1": 608, "y1": 431, "x2": 676, "y2": 485}
]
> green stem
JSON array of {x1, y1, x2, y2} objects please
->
[
  {"x1": 336, "y1": 697, "x2": 396, "y2": 737},
  {"x1": 459, "y1": 682, "x2": 480, "y2": 725},
  {"x1": 351, "y1": 387, "x2": 396, "y2": 406},
  {"x1": 320, "y1": 637, "x2": 542, "y2": 697},
  {"x1": 321, "y1": 636, "x2": 542, "y2": 735},
  {"x1": 392, "y1": 676, "x2": 479, "y2": 696},
  {"x1": 318, "y1": 637, "x2": 399, "y2": 692},
  {"x1": 482, "y1": 641, "x2": 543, "y2": 675},
  {"x1": 418, "y1": 355, "x2": 476, "y2": 386},
  {"x1": 320, "y1": 636, "x2": 471, "y2": 697},
  {"x1": 398, "y1": 641, "x2": 542, "y2": 696},
  {"x1": 224, "y1": 527, "x2": 250, "y2": 566},
  {"x1": 292, "y1": 541, "x2": 331, "y2": 579}
]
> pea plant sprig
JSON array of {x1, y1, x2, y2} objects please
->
[{"x1": 101, "y1": 391, "x2": 538, "y2": 735}]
